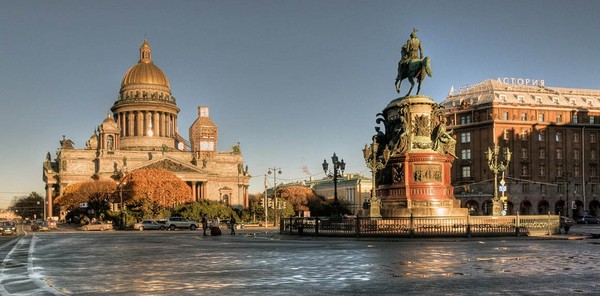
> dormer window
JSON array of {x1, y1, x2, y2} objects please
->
[
  {"x1": 499, "y1": 94, "x2": 507, "y2": 102},
  {"x1": 518, "y1": 95, "x2": 525, "y2": 103},
  {"x1": 535, "y1": 96, "x2": 542, "y2": 104},
  {"x1": 570, "y1": 98, "x2": 577, "y2": 105},
  {"x1": 553, "y1": 97, "x2": 559, "y2": 104}
]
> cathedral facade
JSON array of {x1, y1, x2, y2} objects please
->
[{"x1": 42, "y1": 39, "x2": 250, "y2": 218}]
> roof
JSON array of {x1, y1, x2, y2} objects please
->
[{"x1": 442, "y1": 79, "x2": 600, "y2": 110}]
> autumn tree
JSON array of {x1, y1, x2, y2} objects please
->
[
  {"x1": 277, "y1": 185, "x2": 316, "y2": 215},
  {"x1": 122, "y1": 168, "x2": 192, "y2": 208},
  {"x1": 55, "y1": 180, "x2": 116, "y2": 212}
]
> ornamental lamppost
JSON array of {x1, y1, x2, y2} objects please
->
[
  {"x1": 117, "y1": 180, "x2": 127, "y2": 229},
  {"x1": 485, "y1": 145, "x2": 511, "y2": 216},
  {"x1": 322, "y1": 153, "x2": 346, "y2": 217},
  {"x1": 362, "y1": 139, "x2": 391, "y2": 218},
  {"x1": 267, "y1": 167, "x2": 282, "y2": 226}
]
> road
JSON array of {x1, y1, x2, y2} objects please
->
[{"x1": 1, "y1": 225, "x2": 600, "y2": 295}]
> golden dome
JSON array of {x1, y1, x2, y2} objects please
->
[{"x1": 119, "y1": 38, "x2": 172, "y2": 98}]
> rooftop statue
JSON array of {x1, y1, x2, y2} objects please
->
[{"x1": 394, "y1": 28, "x2": 432, "y2": 96}]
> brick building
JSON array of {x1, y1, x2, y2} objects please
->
[{"x1": 442, "y1": 79, "x2": 600, "y2": 217}]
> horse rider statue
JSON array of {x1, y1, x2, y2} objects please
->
[{"x1": 395, "y1": 28, "x2": 432, "y2": 96}]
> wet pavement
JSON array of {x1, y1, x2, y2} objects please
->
[{"x1": 1, "y1": 225, "x2": 600, "y2": 295}]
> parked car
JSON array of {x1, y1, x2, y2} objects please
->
[
  {"x1": 576, "y1": 215, "x2": 600, "y2": 224},
  {"x1": 134, "y1": 219, "x2": 166, "y2": 231},
  {"x1": 560, "y1": 216, "x2": 574, "y2": 232},
  {"x1": 164, "y1": 217, "x2": 198, "y2": 230},
  {"x1": 78, "y1": 221, "x2": 113, "y2": 231},
  {"x1": 0, "y1": 221, "x2": 17, "y2": 236}
]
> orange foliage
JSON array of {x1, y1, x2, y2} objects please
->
[
  {"x1": 277, "y1": 185, "x2": 317, "y2": 211},
  {"x1": 121, "y1": 168, "x2": 192, "y2": 207},
  {"x1": 55, "y1": 180, "x2": 116, "y2": 210}
]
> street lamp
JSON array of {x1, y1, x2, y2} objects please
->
[
  {"x1": 485, "y1": 144, "x2": 511, "y2": 216},
  {"x1": 322, "y1": 153, "x2": 346, "y2": 217},
  {"x1": 362, "y1": 139, "x2": 391, "y2": 218},
  {"x1": 117, "y1": 180, "x2": 127, "y2": 229},
  {"x1": 267, "y1": 167, "x2": 282, "y2": 227}
]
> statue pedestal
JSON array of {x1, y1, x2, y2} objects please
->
[
  {"x1": 374, "y1": 95, "x2": 466, "y2": 217},
  {"x1": 379, "y1": 152, "x2": 466, "y2": 217}
]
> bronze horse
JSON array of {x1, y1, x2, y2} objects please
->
[{"x1": 394, "y1": 57, "x2": 432, "y2": 96}]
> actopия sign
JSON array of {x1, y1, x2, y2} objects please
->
[{"x1": 497, "y1": 77, "x2": 545, "y2": 87}]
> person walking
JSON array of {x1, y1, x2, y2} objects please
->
[
  {"x1": 201, "y1": 214, "x2": 208, "y2": 236},
  {"x1": 230, "y1": 215, "x2": 236, "y2": 235}
]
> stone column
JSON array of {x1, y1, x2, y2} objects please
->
[
  {"x1": 145, "y1": 111, "x2": 151, "y2": 136},
  {"x1": 127, "y1": 112, "x2": 134, "y2": 137},
  {"x1": 160, "y1": 113, "x2": 166, "y2": 137},
  {"x1": 136, "y1": 111, "x2": 143, "y2": 136},
  {"x1": 153, "y1": 111, "x2": 160, "y2": 137},
  {"x1": 46, "y1": 184, "x2": 53, "y2": 218}
]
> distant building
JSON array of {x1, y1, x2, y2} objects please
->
[
  {"x1": 443, "y1": 79, "x2": 600, "y2": 217},
  {"x1": 42, "y1": 39, "x2": 250, "y2": 219},
  {"x1": 274, "y1": 174, "x2": 372, "y2": 215}
]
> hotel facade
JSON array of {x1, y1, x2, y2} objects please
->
[{"x1": 443, "y1": 79, "x2": 600, "y2": 217}]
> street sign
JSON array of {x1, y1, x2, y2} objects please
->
[
  {"x1": 499, "y1": 185, "x2": 507, "y2": 192},
  {"x1": 500, "y1": 196, "x2": 508, "y2": 201}
]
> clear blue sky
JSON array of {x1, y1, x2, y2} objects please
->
[{"x1": 2, "y1": 0, "x2": 600, "y2": 208}]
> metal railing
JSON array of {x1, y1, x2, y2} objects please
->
[{"x1": 281, "y1": 213, "x2": 560, "y2": 238}]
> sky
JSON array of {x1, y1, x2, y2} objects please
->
[{"x1": 1, "y1": 0, "x2": 600, "y2": 208}]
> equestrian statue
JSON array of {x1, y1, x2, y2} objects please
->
[{"x1": 394, "y1": 28, "x2": 432, "y2": 96}]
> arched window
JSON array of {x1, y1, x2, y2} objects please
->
[
  {"x1": 520, "y1": 201, "x2": 532, "y2": 215},
  {"x1": 537, "y1": 200, "x2": 550, "y2": 215},
  {"x1": 222, "y1": 194, "x2": 230, "y2": 206},
  {"x1": 107, "y1": 135, "x2": 114, "y2": 151}
]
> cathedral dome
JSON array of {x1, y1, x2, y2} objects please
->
[{"x1": 118, "y1": 38, "x2": 173, "y2": 102}]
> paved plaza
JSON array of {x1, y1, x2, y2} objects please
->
[{"x1": 1, "y1": 226, "x2": 600, "y2": 295}]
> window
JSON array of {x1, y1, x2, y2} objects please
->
[
  {"x1": 574, "y1": 132, "x2": 580, "y2": 142},
  {"x1": 520, "y1": 130, "x2": 528, "y2": 141},
  {"x1": 521, "y1": 112, "x2": 528, "y2": 121},
  {"x1": 461, "y1": 166, "x2": 471, "y2": 178},
  {"x1": 503, "y1": 129, "x2": 510, "y2": 140},
  {"x1": 592, "y1": 149, "x2": 597, "y2": 160},
  {"x1": 500, "y1": 94, "x2": 507, "y2": 102},
  {"x1": 557, "y1": 184, "x2": 564, "y2": 194},
  {"x1": 591, "y1": 116, "x2": 596, "y2": 124},
  {"x1": 538, "y1": 113, "x2": 545, "y2": 122},
  {"x1": 574, "y1": 149, "x2": 580, "y2": 159},
  {"x1": 592, "y1": 133, "x2": 598, "y2": 143},
  {"x1": 538, "y1": 130, "x2": 546, "y2": 141},
  {"x1": 539, "y1": 164, "x2": 546, "y2": 177},
  {"x1": 592, "y1": 184, "x2": 597, "y2": 194},
  {"x1": 461, "y1": 132, "x2": 471, "y2": 143},
  {"x1": 541, "y1": 184, "x2": 546, "y2": 193},
  {"x1": 555, "y1": 131, "x2": 563, "y2": 142},
  {"x1": 521, "y1": 164, "x2": 529, "y2": 176},
  {"x1": 592, "y1": 165, "x2": 598, "y2": 178},
  {"x1": 574, "y1": 165, "x2": 581, "y2": 177},
  {"x1": 557, "y1": 148, "x2": 563, "y2": 159},
  {"x1": 502, "y1": 112, "x2": 509, "y2": 120},
  {"x1": 556, "y1": 114, "x2": 563, "y2": 123},
  {"x1": 460, "y1": 115, "x2": 472, "y2": 124},
  {"x1": 573, "y1": 115, "x2": 578, "y2": 123},
  {"x1": 107, "y1": 135, "x2": 114, "y2": 151},
  {"x1": 553, "y1": 97, "x2": 559, "y2": 104},
  {"x1": 557, "y1": 165, "x2": 563, "y2": 177},
  {"x1": 518, "y1": 95, "x2": 525, "y2": 103},
  {"x1": 522, "y1": 183, "x2": 529, "y2": 193},
  {"x1": 539, "y1": 147, "x2": 546, "y2": 159},
  {"x1": 536, "y1": 96, "x2": 542, "y2": 104},
  {"x1": 461, "y1": 149, "x2": 471, "y2": 160},
  {"x1": 570, "y1": 98, "x2": 577, "y2": 105},
  {"x1": 521, "y1": 147, "x2": 528, "y2": 159}
]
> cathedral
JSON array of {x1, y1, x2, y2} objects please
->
[{"x1": 42, "y1": 39, "x2": 250, "y2": 219}]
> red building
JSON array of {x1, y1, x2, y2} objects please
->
[{"x1": 442, "y1": 79, "x2": 600, "y2": 217}]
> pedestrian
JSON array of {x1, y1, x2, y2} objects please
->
[
  {"x1": 201, "y1": 214, "x2": 208, "y2": 236},
  {"x1": 230, "y1": 215, "x2": 236, "y2": 235}
]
